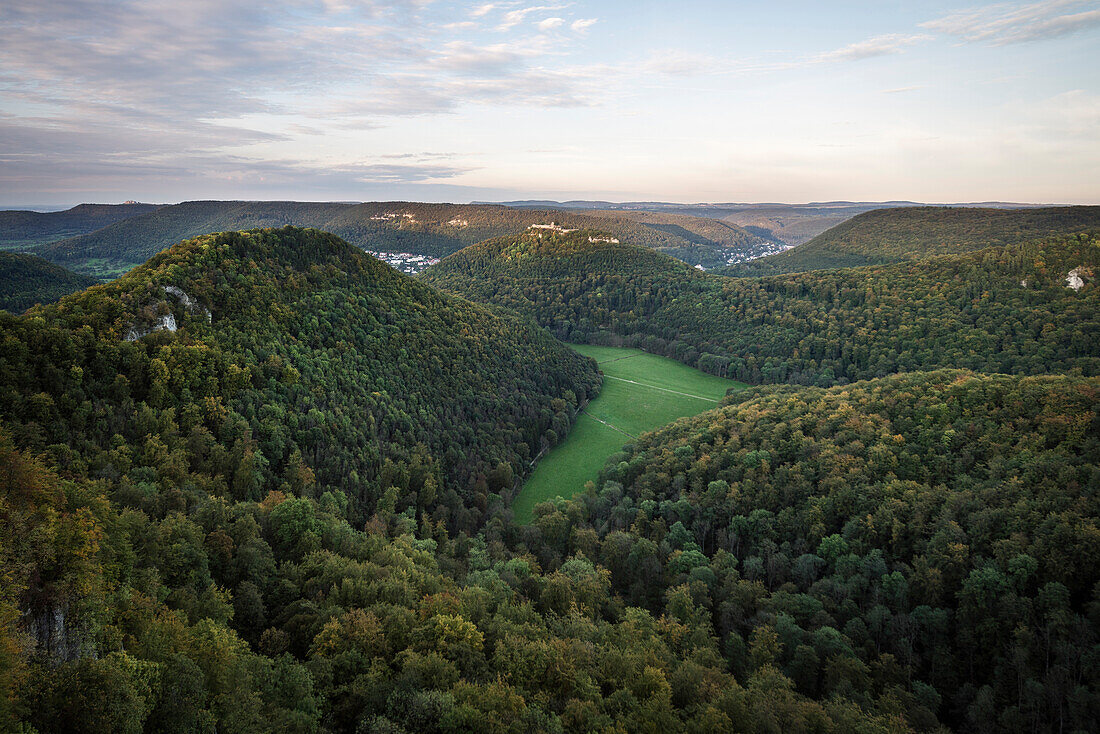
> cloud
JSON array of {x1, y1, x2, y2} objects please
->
[
  {"x1": 0, "y1": 0, "x2": 600, "y2": 125},
  {"x1": 0, "y1": 0, "x2": 614, "y2": 202},
  {"x1": 495, "y1": 5, "x2": 565, "y2": 32},
  {"x1": 571, "y1": 18, "x2": 598, "y2": 33},
  {"x1": 432, "y1": 41, "x2": 528, "y2": 73},
  {"x1": 0, "y1": 115, "x2": 474, "y2": 195},
  {"x1": 321, "y1": 161, "x2": 474, "y2": 183},
  {"x1": 639, "y1": 50, "x2": 721, "y2": 76},
  {"x1": 922, "y1": 0, "x2": 1100, "y2": 45},
  {"x1": 814, "y1": 33, "x2": 933, "y2": 62},
  {"x1": 882, "y1": 86, "x2": 926, "y2": 94},
  {"x1": 633, "y1": 32, "x2": 930, "y2": 80}
]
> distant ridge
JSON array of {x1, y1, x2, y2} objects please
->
[
  {"x1": 480, "y1": 199, "x2": 1056, "y2": 246},
  {"x1": 722, "y1": 205, "x2": 1100, "y2": 276},
  {"x1": 0, "y1": 202, "x2": 162, "y2": 249},
  {"x1": 29, "y1": 200, "x2": 770, "y2": 276},
  {"x1": 480, "y1": 199, "x2": 1050, "y2": 210}
]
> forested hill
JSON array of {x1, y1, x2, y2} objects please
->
[
  {"x1": 723, "y1": 205, "x2": 1100, "y2": 276},
  {"x1": 423, "y1": 228, "x2": 1100, "y2": 384},
  {"x1": 29, "y1": 200, "x2": 767, "y2": 277},
  {"x1": 1, "y1": 226, "x2": 600, "y2": 532},
  {"x1": 0, "y1": 225, "x2": 922, "y2": 733},
  {"x1": 0, "y1": 202, "x2": 161, "y2": 249},
  {"x1": 0, "y1": 252, "x2": 98, "y2": 312},
  {"x1": 524, "y1": 369, "x2": 1100, "y2": 732}
]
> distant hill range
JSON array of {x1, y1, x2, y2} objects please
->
[
  {"x1": 0, "y1": 202, "x2": 162, "y2": 249},
  {"x1": 0, "y1": 252, "x2": 98, "y2": 312},
  {"x1": 20, "y1": 201, "x2": 770, "y2": 277},
  {"x1": 721, "y1": 205, "x2": 1100, "y2": 276},
  {"x1": 483, "y1": 199, "x2": 1054, "y2": 247},
  {"x1": 9, "y1": 200, "x2": 1086, "y2": 280}
]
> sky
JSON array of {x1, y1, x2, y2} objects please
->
[{"x1": 1, "y1": 0, "x2": 1098, "y2": 207}]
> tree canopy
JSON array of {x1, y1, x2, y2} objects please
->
[
  {"x1": 0, "y1": 252, "x2": 98, "y2": 312},
  {"x1": 424, "y1": 228, "x2": 1100, "y2": 385}
]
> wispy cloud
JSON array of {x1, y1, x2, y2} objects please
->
[
  {"x1": 814, "y1": 33, "x2": 933, "y2": 62},
  {"x1": 639, "y1": 50, "x2": 722, "y2": 76},
  {"x1": 922, "y1": 0, "x2": 1100, "y2": 45},
  {"x1": 0, "y1": 116, "x2": 475, "y2": 195},
  {"x1": 636, "y1": 32, "x2": 931, "y2": 79},
  {"x1": 0, "y1": 0, "x2": 608, "y2": 199},
  {"x1": 494, "y1": 4, "x2": 566, "y2": 32}
]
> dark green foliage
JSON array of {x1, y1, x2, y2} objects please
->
[
  {"x1": 424, "y1": 229, "x2": 1100, "y2": 385},
  {"x1": 519, "y1": 370, "x2": 1100, "y2": 732},
  {"x1": 0, "y1": 252, "x2": 98, "y2": 312},
  {"x1": 31, "y1": 201, "x2": 765, "y2": 276},
  {"x1": 724, "y1": 205, "x2": 1100, "y2": 276},
  {"x1": 0, "y1": 226, "x2": 914, "y2": 731},
  {"x1": 0, "y1": 430, "x2": 914, "y2": 733},
  {"x1": 4, "y1": 219, "x2": 1098, "y2": 733},
  {"x1": 0, "y1": 202, "x2": 161, "y2": 249},
  {"x1": 1, "y1": 226, "x2": 599, "y2": 531}
]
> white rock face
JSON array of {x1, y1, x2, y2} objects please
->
[
  {"x1": 1020, "y1": 279, "x2": 1028, "y2": 288},
  {"x1": 124, "y1": 312, "x2": 177, "y2": 341},
  {"x1": 164, "y1": 285, "x2": 212, "y2": 320},
  {"x1": 122, "y1": 285, "x2": 210, "y2": 341},
  {"x1": 163, "y1": 285, "x2": 195, "y2": 308},
  {"x1": 1066, "y1": 267, "x2": 1086, "y2": 291}
]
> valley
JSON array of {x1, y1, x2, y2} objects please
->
[
  {"x1": 0, "y1": 206, "x2": 1097, "y2": 733},
  {"x1": 3, "y1": 3, "x2": 1097, "y2": 729},
  {"x1": 514, "y1": 344, "x2": 744, "y2": 523}
]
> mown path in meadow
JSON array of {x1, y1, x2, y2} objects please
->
[{"x1": 513, "y1": 344, "x2": 747, "y2": 523}]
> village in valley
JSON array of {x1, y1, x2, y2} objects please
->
[{"x1": 363, "y1": 249, "x2": 440, "y2": 274}]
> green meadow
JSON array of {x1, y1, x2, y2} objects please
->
[{"x1": 513, "y1": 344, "x2": 746, "y2": 523}]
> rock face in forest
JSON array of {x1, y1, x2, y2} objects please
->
[
  {"x1": 1066, "y1": 266, "x2": 1090, "y2": 291},
  {"x1": 123, "y1": 285, "x2": 211, "y2": 340}
]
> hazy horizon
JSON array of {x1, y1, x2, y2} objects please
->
[
  {"x1": 1, "y1": 197, "x2": 1086, "y2": 214},
  {"x1": 2, "y1": 1, "x2": 1099, "y2": 206}
]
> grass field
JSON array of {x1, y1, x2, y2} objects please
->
[{"x1": 513, "y1": 344, "x2": 747, "y2": 523}]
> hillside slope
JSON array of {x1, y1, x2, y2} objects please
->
[
  {"x1": 720, "y1": 203, "x2": 887, "y2": 246},
  {"x1": 0, "y1": 226, "x2": 920, "y2": 734},
  {"x1": 0, "y1": 252, "x2": 98, "y2": 312},
  {"x1": 423, "y1": 229, "x2": 1100, "y2": 384},
  {"x1": 32, "y1": 200, "x2": 767, "y2": 276},
  {"x1": 584, "y1": 208, "x2": 784, "y2": 263},
  {"x1": 723, "y1": 206, "x2": 1100, "y2": 276},
  {"x1": 0, "y1": 202, "x2": 161, "y2": 249},
  {"x1": 527, "y1": 369, "x2": 1100, "y2": 732},
  {"x1": 496, "y1": 199, "x2": 934, "y2": 245},
  {"x1": 2, "y1": 226, "x2": 599, "y2": 531}
]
